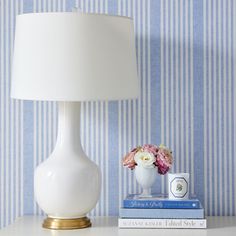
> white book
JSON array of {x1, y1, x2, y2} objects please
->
[{"x1": 118, "y1": 218, "x2": 207, "y2": 229}]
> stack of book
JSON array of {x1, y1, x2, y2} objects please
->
[{"x1": 119, "y1": 194, "x2": 207, "y2": 229}]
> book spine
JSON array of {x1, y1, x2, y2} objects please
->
[
  {"x1": 118, "y1": 218, "x2": 207, "y2": 229},
  {"x1": 119, "y1": 208, "x2": 204, "y2": 219},
  {"x1": 123, "y1": 200, "x2": 200, "y2": 209}
]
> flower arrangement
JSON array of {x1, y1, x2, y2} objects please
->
[{"x1": 122, "y1": 144, "x2": 173, "y2": 175}]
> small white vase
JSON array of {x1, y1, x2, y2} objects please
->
[{"x1": 135, "y1": 165, "x2": 156, "y2": 197}]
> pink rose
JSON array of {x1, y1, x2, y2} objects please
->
[
  {"x1": 122, "y1": 147, "x2": 141, "y2": 170},
  {"x1": 142, "y1": 144, "x2": 159, "y2": 157},
  {"x1": 155, "y1": 148, "x2": 173, "y2": 175}
]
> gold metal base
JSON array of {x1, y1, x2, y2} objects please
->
[{"x1": 42, "y1": 217, "x2": 91, "y2": 230}]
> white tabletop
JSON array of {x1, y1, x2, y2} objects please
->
[{"x1": 0, "y1": 216, "x2": 236, "y2": 236}]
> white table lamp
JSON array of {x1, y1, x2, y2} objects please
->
[{"x1": 11, "y1": 13, "x2": 138, "y2": 230}]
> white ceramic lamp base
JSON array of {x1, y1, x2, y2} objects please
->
[{"x1": 34, "y1": 102, "x2": 101, "y2": 229}]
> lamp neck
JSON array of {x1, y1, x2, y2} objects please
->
[{"x1": 54, "y1": 101, "x2": 82, "y2": 154}]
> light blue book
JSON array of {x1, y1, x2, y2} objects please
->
[
  {"x1": 119, "y1": 207, "x2": 204, "y2": 219},
  {"x1": 123, "y1": 194, "x2": 201, "y2": 209}
]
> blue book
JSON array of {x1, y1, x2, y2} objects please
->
[
  {"x1": 123, "y1": 194, "x2": 201, "y2": 209},
  {"x1": 119, "y1": 207, "x2": 204, "y2": 219}
]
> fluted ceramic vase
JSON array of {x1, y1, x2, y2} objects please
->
[{"x1": 135, "y1": 165, "x2": 156, "y2": 197}]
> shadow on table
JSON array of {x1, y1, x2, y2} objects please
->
[
  {"x1": 207, "y1": 217, "x2": 236, "y2": 229},
  {"x1": 92, "y1": 217, "x2": 118, "y2": 228}
]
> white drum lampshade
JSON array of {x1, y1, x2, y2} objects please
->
[
  {"x1": 11, "y1": 13, "x2": 138, "y2": 101},
  {"x1": 11, "y1": 12, "x2": 139, "y2": 230}
]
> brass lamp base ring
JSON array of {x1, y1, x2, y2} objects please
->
[{"x1": 43, "y1": 217, "x2": 91, "y2": 230}]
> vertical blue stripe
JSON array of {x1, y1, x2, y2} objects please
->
[
  {"x1": 193, "y1": 0, "x2": 204, "y2": 206},
  {"x1": 173, "y1": 0, "x2": 176, "y2": 173},
  {"x1": 13, "y1": 101, "x2": 16, "y2": 220},
  {"x1": 150, "y1": 0, "x2": 161, "y2": 194},
  {"x1": 65, "y1": 0, "x2": 75, "y2": 11},
  {"x1": 207, "y1": 0, "x2": 211, "y2": 216},
  {"x1": 23, "y1": 0, "x2": 33, "y2": 13},
  {"x1": 140, "y1": 0, "x2": 144, "y2": 145},
  {"x1": 177, "y1": 0, "x2": 181, "y2": 171},
  {"x1": 18, "y1": 102, "x2": 22, "y2": 217},
  {"x1": 187, "y1": 0, "x2": 191, "y2": 183},
  {"x1": 23, "y1": 101, "x2": 34, "y2": 214},
  {"x1": 7, "y1": 0, "x2": 11, "y2": 226},
  {"x1": 167, "y1": 0, "x2": 171, "y2": 149},
  {"x1": 107, "y1": 0, "x2": 118, "y2": 216},
  {"x1": 215, "y1": 0, "x2": 220, "y2": 216},
  {"x1": 182, "y1": 0, "x2": 186, "y2": 171},
  {"x1": 145, "y1": 2, "x2": 149, "y2": 143},
  {"x1": 108, "y1": 102, "x2": 121, "y2": 215},
  {"x1": 220, "y1": 0, "x2": 225, "y2": 216},
  {"x1": 162, "y1": 0, "x2": 166, "y2": 147},
  {"x1": 35, "y1": 102, "x2": 38, "y2": 214},
  {"x1": 0, "y1": 0, "x2": 3, "y2": 228},
  {"x1": 210, "y1": 0, "x2": 215, "y2": 216},
  {"x1": 225, "y1": 0, "x2": 230, "y2": 216},
  {"x1": 3, "y1": 0, "x2": 7, "y2": 226},
  {"x1": 230, "y1": 0, "x2": 235, "y2": 215},
  {"x1": 40, "y1": 103, "x2": 44, "y2": 163},
  {"x1": 21, "y1": 0, "x2": 34, "y2": 215}
]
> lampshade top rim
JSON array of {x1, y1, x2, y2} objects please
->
[
  {"x1": 16, "y1": 12, "x2": 133, "y2": 21},
  {"x1": 10, "y1": 96, "x2": 139, "y2": 102}
]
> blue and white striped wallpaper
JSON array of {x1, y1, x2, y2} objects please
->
[{"x1": 0, "y1": 0, "x2": 235, "y2": 228}]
